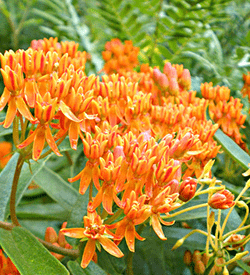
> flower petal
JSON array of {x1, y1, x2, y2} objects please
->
[
  {"x1": 60, "y1": 228, "x2": 85, "y2": 239},
  {"x1": 68, "y1": 121, "x2": 79, "y2": 150},
  {"x1": 59, "y1": 100, "x2": 82, "y2": 122},
  {"x1": 99, "y1": 236, "x2": 124, "y2": 258},
  {"x1": 0, "y1": 88, "x2": 10, "y2": 111},
  {"x1": 45, "y1": 125, "x2": 62, "y2": 157},
  {"x1": 16, "y1": 96, "x2": 35, "y2": 122},
  {"x1": 3, "y1": 97, "x2": 17, "y2": 128},
  {"x1": 33, "y1": 126, "x2": 45, "y2": 161},
  {"x1": 151, "y1": 214, "x2": 167, "y2": 240},
  {"x1": 81, "y1": 239, "x2": 96, "y2": 269},
  {"x1": 125, "y1": 223, "x2": 135, "y2": 252}
]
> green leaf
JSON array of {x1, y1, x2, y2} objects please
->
[
  {"x1": 0, "y1": 227, "x2": 69, "y2": 275},
  {"x1": 236, "y1": 260, "x2": 250, "y2": 273},
  {"x1": 0, "y1": 153, "x2": 19, "y2": 221},
  {"x1": 16, "y1": 203, "x2": 69, "y2": 220},
  {"x1": 32, "y1": 163, "x2": 79, "y2": 211},
  {"x1": 214, "y1": 129, "x2": 250, "y2": 171},
  {"x1": 68, "y1": 260, "x2": 108, "y2": 275}
]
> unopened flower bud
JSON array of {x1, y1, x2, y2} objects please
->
[
  {"x1": 194, "y1": 260, "x2": 205, "y2": 275},
  {"x1": 45, "y1": 227, "x2": 58, "y2": 243},
  {"x1": 172, "y1": 238, "x2": 184, "y2": 250},
  {"x1": 208, "y1": 190, "x2": 235, "y2": 209},
  {"x1": 179, "y1": 177, "x2": 197, "y2": 202},
  {"x1": 183, "y1": 250, "x2": 192, "y2": 266},
  {"x1": 192, "y1": 250, "x2": 202, "y2": 263}
]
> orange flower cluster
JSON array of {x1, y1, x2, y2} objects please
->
[
  {"x1": 102, "y1": 39, "x2": 139, "y2": 74},
  {"x1": 44, "y1": 222, "x2": 72, "y2": 260},
  {"x1": 0, "y1": 141, "x2": 12, "y2": 169},
  {"x1": 241, "y1": 72, "x2": 250, "y2": 100},
  {"x1": 0, "y1": 38, "x2": 227, "y2": 269},
  {"x1": 201, "y1": 82, "x2": 246, "y2": 148},
  {"x1": 0, "y1": 249, "x2": 20, "y2": 275}
]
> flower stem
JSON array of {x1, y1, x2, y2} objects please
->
[
  {"x1": 10, "y1": 154, "x2": 25, "y2": 226},
  {"x1": 165, "y1": 203, "x2": 208, "y2": 219},
  {"x1": 127, "y1": 250, "x2": 134, "y2": 275}
]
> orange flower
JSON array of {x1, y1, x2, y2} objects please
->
[
  {"x1": 60, "y1": 206, "x2": 123, "y2": 268},
  {"x1": 208, "y1": 190, "x2": 235, "y2": 209},
  {"x1": 68, "y1": 132, "x2": 108, "y2": 194},
  {"x1": 0, "y1": 249, "x2": 20, "y2": 275},
  {"x1": 17, "y1": 92, "x2": 61, "y2": 160},
  {"x1": 0, "y1": 141, "x2": 12, "y2": 169},
  {"x1": 149, "y1": 185, "x2": 180, "y2": 240},
  {"x1": 108, "y1": 191, "x2": 151, "y2": 252},
  {"x1": 0, "y1": 64, "x2": 35, "y2": 128}
]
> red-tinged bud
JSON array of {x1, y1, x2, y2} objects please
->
[
  {"x1": 45, "y1": 227, "x2": 58, "y2": 243},
  {"x1": 202, "y1": 253, "x2": 210, "y2": 266},
  {"x1": 153, "y1": 68, "x2": 169, "y2": 90},
  {"x1": 183, "y1": 250, "x2": 192, "y2": 266},
  {"x1": 180, "y1": 69, "x2": 191, "y2": 90},
  {"x1": 113, "y1": 146, "x2": 125, "y2": 161},
  {"x1": 194, "y1": 260, "x2": 205, "y2": 275},
  {"x1": 208, "y1": 189, "x2": 235, "y2": 209},
  {"x1": 192, "y1": 250, "x2": 202, "y2": 263},
  {"x1": 168, "y1": 78, "x2": 179, "y2": 96},
  {"x1": 179, "y1": 177, "x2": 197, "y2": 202},
  {"x1": 163, "y1": 62, "x2": 177, "y2": 79}
]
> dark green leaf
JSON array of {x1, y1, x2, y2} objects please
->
[
  {"x1": 0, "y1": 153, "x2": 19, "y2": 221},
  {"x1": 236, "y1": 260, "x2": 250, "y2": 273},
  {"x1": 0, "y1": 227, "x2": 69, "y2": 275},
  {"x1": 214, "y1": 129, "x2": 250, "y2": 171}
]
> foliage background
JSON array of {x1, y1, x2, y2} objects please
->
[{"x1": 0, "y1": 0, "x2": 250, "y2": 274}]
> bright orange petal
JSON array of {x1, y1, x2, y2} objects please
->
[
  {"x1": 81, "y1": 239, "x2": 96, "y2": 269},
  {"x1": 17, "y1": 128, "x2": 37, "y2": 149},
  {"x1": 79, "y1": 164, "x2": 92, "y2": 195},
  {"x1": 3, "y1": 97, "x2": 17, "y2": 128},
  {"x1": 33, "y1": 126, "x2": 45, "y2": 161},
  {"x1": 60, "y1": 228, "x2": 85, "y2": 239},
  {"x1": 99, "y1": 236, "x2": 124, "y2": 258},
  {"x1": 16, "y1": 96, "x2": 35, "y2": 122},
  {"x1": 91, "y1": 188, "x2": 103, "y2": 210},
  {"x1": 45, "y1": 125, "x2": 62, "y2": 157},
  {"x1": 125, "y1": 223, "x2": 135, "y2": 252},
  {"x1": 102, "y1": 185, "x2": 114, "y2": 215},
  {"x1": 159, "y1": 215, "x2": 175, "y2": 226},
  {"x1": 151, "y1": 214, "x2": 167, "y2": 240},
  {"x1": 59, "y1": 100, "x2": 82, "y2": 122},
  {"x1": 68, "y1": 121, "x2": 79, "y2": 150},
  {"x1": 0, "y1": 88, "x2": 10, "y2": 111}
]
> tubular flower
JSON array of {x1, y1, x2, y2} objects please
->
[
  {"x1": 208, "y1": 190, "x2": 235, "y2": 209},
  {"x1": 56, "y1": 88, "x2": 95, "y2": 150},
  {"x1": 0, "y1": 249, "x2": 20, "y2": 275},
  {"x1": 68, "y1": 132, "x2": 108, "y2": 194},
  {"x1": 108, "y1": 191, "x2": 151, "y2": 252},
  {"x1": 179, "y1": 177, "x2": 197, "y2": 202},
  {"x1": 149, "y1": 185, "x2": 180, "y2": 240},
  {"x1": 90, "y1": 152, "x2": 123, "y2": 214},
  {"x1": 60, "y1": 206, "x2": 124, "y2": 269},
  {"x1": 0, "y1": 64, "x2": 36, "y2": 128},
  {"x1": 17, "y1": 92, "x2": 61, "y2": 161}
]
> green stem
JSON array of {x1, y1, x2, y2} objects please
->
[
  {"x1": 127, "y1": 250, "x2": 134, "y2": 275},
  {"x1": 104, "y1": 208, "x2": 123, "y2": 224},
  {"x1": 10, "y1": 154, "x2": 25, "y2": 226},
  {"x1": 165, "y1": 203, "x2": 208, "y2": 219}
]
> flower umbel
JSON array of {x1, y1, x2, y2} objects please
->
[{"x1": 60, "y1": 204, "x2": 124, "y2": 268}]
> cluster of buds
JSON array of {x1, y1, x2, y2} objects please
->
[
  {"x1": 183, "y1": 250, "x2": 224, "y2": 275},
  {"x1": 102, "y1": 39, "x2": 139, "y2": 74},
  {"x1": 44, "y1": 222, "x2": 73, "y2": 260}
]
